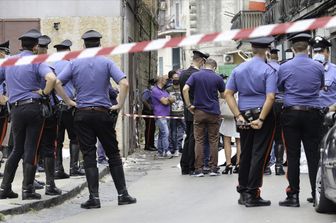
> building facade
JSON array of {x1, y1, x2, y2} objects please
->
[{"x1": 0, "y1": 0, "x2": 159, "y2": 156}]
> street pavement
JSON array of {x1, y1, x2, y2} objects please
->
[{"x1": 5, "y1": 150, "x2": 336, "y2": 223}]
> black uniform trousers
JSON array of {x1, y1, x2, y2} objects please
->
[
  {"x1": 56, "y1": 108, "x2": 77, "y2": 170},
  {"x1": 39, "y1": 114, "x2": 57, "y2": 158},
  {"x1": 74, "y1": 110, "x2": 121, "y2": 168},
  {"x1": 281, "y1": 109, "x2": 323, "y2": 197},
  {"x1": 237, "y1": 110, "x2": 275, "y2": 195},
  {"x1": 9, "y1": 103, "x2": 44, "y2": 165},
  {"x1": 180, "y1": 120, "x2": 195, "y2": 174}
]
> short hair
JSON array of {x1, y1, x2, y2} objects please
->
[
  {"x1": 252, "y1": 47, "x2": 267, "y2": 55},
  {"x1": 84, "y1": 39, "x2": 100, "y2": 48},
  {"x1": 292, "y1": 41, "x2": 308, "y2": 52},
  {"x1": 204, "y1": 58, "x2": 217, "y2": 68},
  {"x1": 168, "y1": 70, "x2": 176, "y2": 79},
  {"x1": 21, "y1": 38, "x2": 38, "y2": 51}
]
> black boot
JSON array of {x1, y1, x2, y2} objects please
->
[
  {"x1": 81, "y1": 167, "x2": 100, "y2": 209},
  {"x1": 110, "y1": 165, "x2": 136, "y2": 205},
  {"x1": 238, "y1": 192, "x2": 247, "y2": 205},
  {"x1": 22, "y1": 163, "x2": 41, "y2": 200},
  {"x1": 275, "y1": 144, "x2": 285, "y2": 175},
  {"x1": 279, "y1": 193, "x2": 300, "y2": 207},
  {"x1": 245, "y1": 190, "x2": 271, "y2": 207},
  {"x1": 0, "y1": 158, "x2": 19, "y2": 199},
  {"x1": 44, "y1": 157, "x2": 62, "y2": 196},
  {"x1": 70, "y1": 143, "x2": 85, "y2": 176}
]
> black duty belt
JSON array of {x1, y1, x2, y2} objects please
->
[
  {"x1": 78, "y1": 106, "x2": 109, "y2": 113},
  {"x1": 241, "y1": 107, "x2": 262, "y2": 122},
  {"x1": 11, "y1": 98, "x2": 41, "y2": 107},
  {"x1": 285, "y1": 106, "x2": 321, "y2": 112}
]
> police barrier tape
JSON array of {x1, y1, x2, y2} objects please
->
[{"x1": 1, "y1": 16, "x2": 336, "y2": 67}]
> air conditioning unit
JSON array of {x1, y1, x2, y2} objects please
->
[
  {"x1": 160, "y1": 2, "x2": 167, "y2": 10},
  {"x1": 224, "y1": 54, "x2": 234, "y2": 64}
]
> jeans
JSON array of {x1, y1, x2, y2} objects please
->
[
  {"x1": 169, "y1": 119, "x2": 185, "y2": 153},
  {"x1": 156, "y1": 118, "x2": 169, "y2": 155}
]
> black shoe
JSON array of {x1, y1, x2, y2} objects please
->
[
  {"x1": 144, "y1": 147, "x2": 156, "y2": 151},
  {"x1": 181, "y1": 170, "x2": 190, "y2": 175},
  {"x1": 307, "y1": 197, "x2": 314, "y2": 203},
  {"x1": 222, "y1": 165, "x2": 233, "y2": 175},
  {"x1": 245, "y1": 195, "x2": 271, "y2": 207},
  {"x1": 279, "y1": 194, "x2": 300, "y2": 207},
  {"x1": 45, "y1": 184, "x2": 62, "y2": 196},
  {"x1": 81, "y1": 196, "x2": 101, "y2": 209},
  {"x1": 70, "y1": 168, "x2": 85, "y2": 176},
  {"x1": 233, "y1": 165, "x2": 239, "y2": 174},
  {"x1": 0, "y1": 188, "x2": 18, "y2": 199},
  {"x1": 33, "y1": 180, "x2": 44, "y2": 190},
  {"x1": 275, "y1": 165, "x2": 285, "y2": 175},
  {"x1": 37, "y1": 165, "x2": 45, "y2": 173},
  {"x1": 54, "y1": 171, "x2": 70, "y2": 180},
  {"x1": 238, "y1": 192, "x2": 247, "y2": 205},
  {"x1": 264, "y1": 167, "x2": 272, "y2": 175},
  {"x1": 118, "y1": 191, "x2": 137, "y2": 205},
  {"x1": 22, "y1": 186, "x2": 41, "y2": 200}
]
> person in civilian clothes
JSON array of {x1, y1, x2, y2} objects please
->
[
  {"x1": 183, "y1": 58, "x2": 225, "y2": 177},
  {"x1": 179, "y1": 50, "x2": 209, "y2": 175},
  {"x1": 151, "y1": 75, "x2": 175, "y2": 158},
  {"x1": 53, "y1": 39, "x2": 85, "y2": 179},
  {"x1": 225, "y1": 37, "x2": 277, "y2": 207},
  {"x1": 55, "y1": 30, "x2": 136, "y2": 209},
  {"x1": 36, "y1": 35, "x2": 62, "y2": 195},
  {"x1": 278, "y1": 33, "x2": 324, "y2": 207},
  {"x1": 142, "y1": 78, "x2": 156, "y2": 151},
  {"x1": 0, "y1": 29, "x2": 68, "y2": 200}
]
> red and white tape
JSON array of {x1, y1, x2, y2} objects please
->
[
  {"x1": 124, "y1": 113, "x2": 184, "y2": 120},
  {"x1": 1, "y1": 15, "x2": 335, "y2": 67}
]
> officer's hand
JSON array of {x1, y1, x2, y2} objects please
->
[
  {"x1": 111, "y1": 104, "x2": 121, "y2": 113},
  {"x1": 34, "y1": 89, "x2": 46, "y2": 96},
  {"x1": 188, "y1": 105, "x2": 195, "y2": 114},
  {"x1": 0, "y1": 95, "x2": 8, "y2": 106},
  {"x1": 236, "y1": 115, "x2": 249, "y2": 129},
  {"x1": 251, "y1": 119, "x2": 263, "y2": 129},
  {"x1": 67, "y1": 100, "x2": 76, "y2": 108}
]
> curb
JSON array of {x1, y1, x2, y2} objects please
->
[{"x1": 0, "y1": 166, "x2": 110, "y2": 216}]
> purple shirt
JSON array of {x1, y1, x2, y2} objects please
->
[
  {"x1": 0, "y1": 51, "x2": 52, "y2": 104},
  {"x1": 186, "y1": 69, "x2": 225, "y2": 115},
  {"x1": 278, "y1": 54, "x2": 324, "y2": 107},
  {"x1": 54, "y1": 60, "x2": 75, "y2": 99},
  {"x1": 57, "y1": 56, "x2": 126, "y2": 109},
  {"x1": 151, "y1": 85, "x2": 170, "y2": 116},
  {"x1": 226, "y1": 56, "x2": 277, "y2": 111},
  {"x1": 319, "y1": 62, "x2": 336, "y2": 107}
]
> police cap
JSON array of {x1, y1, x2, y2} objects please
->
[
  {"x1": 289, "y1": 33, "x2": 311, "y2": 43},
  {"x1": 249, "y1": 36, "x2": 275, "y2": 48},
  {"x1": 18, "y1": 29, "x2": 42, "y2": 40},
  {"x1": 54, "y1": 39, "x2": 72, "y2": 50},
  {"x1": 309, "y1": 36, "x2": 332, "y2": 52},
  {"x1": 81, "y1": 30, "x2": 102, "y2": 40},
  {"x1": 192, "y1": 50, "x2": 210, "y2": 60},
  {"x1": 0, "y1": 40, "x2": 10, "y2": 54},
  {"x1": 38, "y1": 35, "x2": 51, "y2": 48}
]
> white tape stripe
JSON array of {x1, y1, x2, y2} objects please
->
[
  {"x1": 249, "y1": 24, "x2": 278, "y2": 38},
  {"x1": 286, "y1": 18, "x2": 315, "y2": 33},
  {"x1": 15, "y1": 55, "x2": 36, "y2": 65},
  {"x1": 178, "y1": 34, "x2": 205, "y2": 47},
  {"x1": 77, "y1": 47, "x2": 101, "y2": 59},
  {"x1": 111, "y1": 43, "x2": 137, "y2": 55},
  {"x1": 325, "y1": 16, "x2": 336, "y2": 29},
  {"x1": 213, "y1": 30, "x2": 240, "y2": 42},
  {"x1": 46, "y1": 51, "x2": 69, "y2": 63},
  {"x1": 144, "y1": 38, "x2": 170, "y2": 51}
]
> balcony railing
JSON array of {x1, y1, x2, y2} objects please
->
[{"x1": 231, "y1": 11, "x2": 264, "y2": 29}]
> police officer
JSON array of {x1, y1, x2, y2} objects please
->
[
  {"x1": 278, "y1": 33, "x2": 324, "y2": 207},
  {"x1": 179, "y1": 50, "x2": 209, "y2": 175},
  {"x1": 36, "y1": 35, "x2": 62, "y2": 196},
  {"x1": 267, "y1": 48, "x2": 285, "y2": 176},
  {"x1": 53, "y1": 39, "x2": 85, "y2": 179},
  {"x1": 55, "y1": 30, "x2": 136, "y2": 209},
  {"x1": 0, "y1": 29, "x2": 59, "y2": 200},
  {"x1": 225, "y1": 37, "x2": 277, "y2": 207}
]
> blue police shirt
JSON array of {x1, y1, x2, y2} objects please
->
[
  {"x1": 0, "y1": 51, "x2": 52, "y2": 104},
  {"x1": 54, "y1": 60, "x2": 75, "y2": 99},
  {"x1": 57, "y1": 56, "x2": 126, "y2": 109},
  {"x1": 226, "y1": 56, "x2": 277, "y2": 111},
  {"x1": 319, "y1": 62, "x2": 336, "y2": 107},
  {"x1": 186, "y1": 68, "x2": 225, "y2": 115},
  {"x1": 268, "y1": 60, "x2": 283, "y2": 101},
  {"x1": 278, "y1": 54, "x2": 324, "y2": 107}
]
